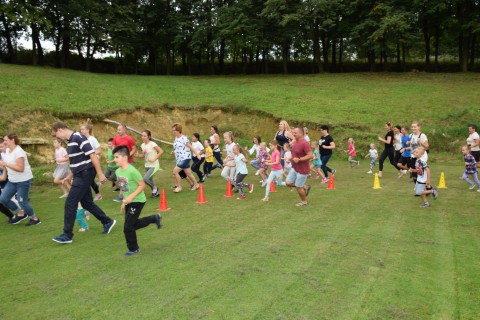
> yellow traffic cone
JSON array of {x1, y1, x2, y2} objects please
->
[
  {"x1": 437, "y1": 172, "x2": 447, "y2": 189},
  {"x1": 373, "y1": 173, "x2": 381, "y2": 189}
]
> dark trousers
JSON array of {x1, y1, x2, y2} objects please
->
[
  {"x1": 394, "y1": 150, "x2": 402, "y2": 165},
  {"x1": 0, "y1": 189, "x2": 13, "y2": 219},
  {"x1": 203, "y1": 162, "x2": 213, "y2": 175},
  {"x1": 90, "y1": 171, "x2": 100, "y2": 194},
  {"x1": 124, "y1": 202, "x2": 156, "y2": 251},
  {"x1": 379, "y1": 148, "x2": 398, "y2": 171},
  {"x1": 64, "y1": 168, "x2": 112, "y2": 239},
  {"x1": 320, "y1": 154, "x2": 333, "y2": 178},
  {"x1": 191, "y1": 157, "x2": 205, "y2": 180},
  {"x1": 210, "y1": 151, "x2": 223, "y2": 170}
]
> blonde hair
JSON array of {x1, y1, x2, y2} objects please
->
[
  {"x1": 233, "y1": 143, "x2": 247, "y2": 158},
  {"x1": 223, "y1": 131, "x2": 234, "y2": 141},
  {"x1": 280, "y1": 120, "x2": 291, "y2": 131}
]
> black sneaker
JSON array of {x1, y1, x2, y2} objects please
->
[
  {"x1": 9, "y1": 215, "x2": 28, "y2": 225},
  {"x1": 125, "y1": 249, "x2": 139, "y2": 256},
  {"x1": 152, "y1": 190, "x2": 160, "y2": 198},
  {"x1": 26, "y1": 218, "x2": 41, "y2": 226},
  {"x1": 331, "y1": 169, "x2": 336, "y2": 176},
  {"x1": 171, "y1": 185, "x2": 178, "y2": 190},
  {"x1": 52, "y1": 234, "x2": 73, "y2": 244},
  {"x1": 103, "y1": 219, "x2": 116, "y2": 234},
  {"x1": 154, "y1": 214, "x2": 162, "y2": 229}
]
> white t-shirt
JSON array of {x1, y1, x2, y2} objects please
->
[
  {"x1": 410, "y1": 132, "x2": 429, "y2": 161},
  {"x1": 88, "y1": 136, "x2": 101, "y2": 151},
  {"x1": 4, "y1": 146, "x2": 33, "y2": 183},
  {"x1": 141, "y1": 141, "x2": 160, "y2": 168},
  {"x1": 248, "y1": 144, "x2": 270, "y2": 156},
  {"x1": 225, "y1": 142, "x2": 235, "y2": 158},
  {"x1": 467, "y1": 132, "x2": 480, "y2": 152},
  {"x1": 173, "y1": 135, "x2": 191, "y2": 161},
  {"x1": 394, "y1": 133, "x2": 402, "y2": 151},
  {"x1": 192, "y1": 141, "x2": 205, "y2": 158},
  {"x1": 234, "y1": 154, "x2": 248, "y2": 175},
  {"x1": 284, "y1": 151, "x2": 292, "y2": 169}
]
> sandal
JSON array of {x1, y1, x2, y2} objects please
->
[{"x1": 295, "y1": 201, "x2": 308, "y2": 207}]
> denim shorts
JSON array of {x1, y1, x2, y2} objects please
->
[
  {"x1": 286, "y1": 168, "x2": 308, "y2": 188},
  {"x1": 415, "y1": 182, "x2": 426, "y2": 195},
  {"x1": 176, "y1": 159, "x2": 191, "y2": 169}
]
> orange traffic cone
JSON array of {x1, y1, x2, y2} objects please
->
[
  {"x1": 269, "y1": 181, "x2": 277, "y2": 193},
  {"x1": 225, "y1": 180, "x2": 233, "y2": 197},
  {"x1": 196, "y1": 183, "x2": 208, "y2": 204},
  {"x1": 327, "y1": 175, "x2": 335, "y2": 190},
  {"x1": 156, "y1": 189, "x2": 171, "y2": 211}
]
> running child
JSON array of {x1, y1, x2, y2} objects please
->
[
  {"x1": 229, "y1": 144, "x2": 253, "y2": 200},
  {"x1": 365, "y1": 144, "x2": 378, "y2": 174},
  {"x1": 257, "y1": 142, "x2": 270, "y2": 186},
  {"x1": 261, "y1": 140, "x2": 283, "y2": 202},
  {"x1": 282, "y1": 143, "x2": 292, "y2": 179},
  {"x1": 52, "y1": 138, "x2": 71, "y2": 198},
  {"x1": 114, "y1": 146, "x2": 162, "y2": 256},
  {"x1": 136, "y1": 130, "x2": 163, "y2": 197},
  {"x1": 202, "y1": 139, "x2": 214, "y2": 181},
  {"x1": 461, "y1": 145, "x2": 480, "y2": 191},
  {"x1": 104, "y1": 138, "x2": 119, "y2": 190},
  {"x1": 409, "y1": 147, "x2": 437, "y2": 208},
  {"x1": 346, "y1": 138, "x2": 359, "y2": 168},
  {"x1": 310, "y1": 141, "x2": 325, "y2": 179}
]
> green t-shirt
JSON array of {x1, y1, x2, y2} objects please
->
[
  {"x1": 115, "y1": 165, "x2": 146, "y2": 203},
  {"x1": 107, "y1": 148, "x2": 118, "y2": 169}
]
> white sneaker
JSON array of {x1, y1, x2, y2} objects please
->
[
  {"x1": 469, "y1": 184, "x2": 476, "y2": 190},
  {"x1": 255, "y1": 170, "x2": 260, "y2": 175},
  {"x1": 367, "y1": 170, "x2": 373, "y2": 174}
]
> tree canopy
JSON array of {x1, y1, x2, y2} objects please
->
[{"x1": 1, "y1": 0, "x2": 479, "y2": 74}]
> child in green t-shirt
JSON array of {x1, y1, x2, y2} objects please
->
[
  {"x1": 113, "y1": 146, "x2": 162, "y2": 256},
  {"x1": 105, "y1": 138, "x2": 119, "y2": 190}
]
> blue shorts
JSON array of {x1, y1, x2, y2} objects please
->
[
  {"x1": 286, "y1": 168, "x2": 308, "y2": 188},
  {"x1": 176, "y1": 159, "x2": 191, "y2": 169}
]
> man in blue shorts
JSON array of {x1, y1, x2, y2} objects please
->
[{"x1": 285, "y1": 127, "x2": 313, "y2": 207}]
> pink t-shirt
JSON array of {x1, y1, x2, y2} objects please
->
[
  {"x1": 348, "y1": 143, "x2": 357, "y2": 157},
  {"x1": 271, "y1": 150, "x2": 282, "y2": 171}
]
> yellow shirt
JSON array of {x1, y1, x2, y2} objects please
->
[{"x1": 205, "y1": 146, "x2": 214, "y2": 162}]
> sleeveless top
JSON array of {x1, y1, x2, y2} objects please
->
[{"x1": 275, "y1": 130, "x2": 289, "y2": 147}]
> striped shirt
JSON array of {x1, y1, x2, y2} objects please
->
[{"x1": 67, "y1": 132, "x2": 94, "y2": 174}]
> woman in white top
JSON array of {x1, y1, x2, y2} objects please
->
[
  {"x1": 0, "y1": 133, "x2": 41, "y2": 225},
  {"x1": 136, "y1": 130, "x2": 163, "y2": 197},
  {"x1": 171, "y1": 123, "x2": 200, "y2": 193},
  {"x1": 467, "y1": 124, "x2": 480, "y2": 163},
  {"x1": 221, "y1": 131, "x2": 236, "y2": 182},
  {"x1": 393, "y1": 125, "x2": 403, "y2": 172},
  {"x1": 81, "y1": 124, "x2": 102, "y2": 201},
  {"x1": 209, "y1": 125, "x2": 223, "y2": 170},
  {"x1": 190, "y1": 133, "x2": 205, "y2": 182}
]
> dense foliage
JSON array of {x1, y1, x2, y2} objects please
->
[{"x1": 1, "y1": 0, "x2": 479, "y2": 74}]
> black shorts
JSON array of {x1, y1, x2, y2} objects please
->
[{"x1": 399, "y1": 157, "x2": 410, "y2": 166}]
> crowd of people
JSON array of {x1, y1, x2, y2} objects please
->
[{"x1": 0, "y1": 120, "x2": 479, "y2": 255}]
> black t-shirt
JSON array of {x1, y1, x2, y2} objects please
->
[
  {"x1": 384, "y1": 131, "x2": 394, "y2": 149},
  {"x1": 319, "y1": 135, "x2": 334, "y2": 156}
]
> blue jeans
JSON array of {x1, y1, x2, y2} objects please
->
[
  {"x1": 320, "y1": 154, "x2": 333, "y2": 178},
  {"x1": 0, "y1": 179, "x2": 35, "y2": 217},
  {"x1": 64, "y1": 168, "x2": 112, "y2": 239}
]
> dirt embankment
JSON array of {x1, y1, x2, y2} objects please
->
[{"x1": 9, "y1": 108, "x2": 320, "y2": 164}]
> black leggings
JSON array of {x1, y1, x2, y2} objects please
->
[
  {"x1": 379, "y1": 148, "x2": 398, "y2": 171},
  {"x1": 0, "y1": 189, "x2": 14, "y2": 219},
  {"x1": 191, "y1": 157, "x2": 205, "y2": 180}
]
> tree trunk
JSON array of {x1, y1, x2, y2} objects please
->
[
  {"x1": 423, "y1": 22, "x2": 431, "y2": 71},
  {"x1": 338, "y1": 37, "x2": 344, "y2": 73},
  {"x1": 311, "y1": 19, "x2": 321, "y2": 73},
  {"x1": 320, "y1": 30, "x2": 329, "y2": 72},
  {"x1": 282, "y1": 41, "x2": 289, "y2": 74},
  {"x1": 219, "y1": 38, "x2": 225, "y2": 74},
  {"x1": 31, "y1": 23, "x2": 44, "y2": 66},
  {"x1": 459, "y1": 32, "x2": 469, "y2": 72},
  {"x1": 1, "y1": 12, "x2": 15, "y2": 63},
  {"x1": 434, "y1": 27, "x2": 440, "y2": 73},
  {"x1": 331, "y1": 39, "x2": 337, "y2": 72},
  {"x1": 469, "y1": 33, "x2": 476, "y2": 71}
]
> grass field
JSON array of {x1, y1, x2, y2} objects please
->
[
  {"x1": 1, "y1": 160, "x2": 479, "y2": 319},
  {"x1": 1, "y1": 64, "x2": 480, "y2": 319}
]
